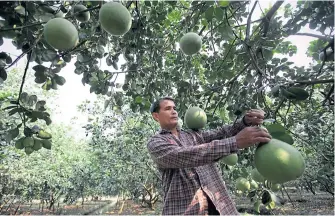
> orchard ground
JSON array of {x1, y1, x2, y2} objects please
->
[{"x1": 1, "y1": 190, "x2": 333, "y2": 215}]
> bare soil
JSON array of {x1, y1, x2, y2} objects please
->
[{"x1": 0, "y1": 192, "x2": 333, "y2": 215}]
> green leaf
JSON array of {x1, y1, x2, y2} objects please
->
[
  {"x1": 14, "y1": 5, "x2": 26, "y2": 15},
  {"x1": 54, "y1": 75, "x2": 66, "y2": 85},
  {"x1": 7, "y1": 128, "x2": 19, "y2": 140},
  {"x1": 28, "y1": 95, "x2": 38, "y2": 107},
  {"x1": 218, "y1": 0, "x2": 230, "y2": 7},
  {"x1": 32, "y1": 64, "x2": 47, "y2": 73},
  {"x1": 253, "y1": 200, "x2": 261, "y2": 213},
  {"x1": 35, "y1": 75, "x2": 48, "y2": 84},
  {"x1": 62, "y1": 54, "x2": 71, "y2": 63},
  {"x1": 205, "y1": 6, "x2": 214, "y2": 21},
  {"x1": 144, "y1": 1, "x2": 151, "y2": 7},
  {"x1": 274, "y1": 133, "x2": 294, "y2": 145},
  {"x1": 20, "y1": 92, "x2": 29, "y2": 104},
  {"x1": 135, "y1": 96, "x2": 142, "y2": 104},
  {"x1": 0, "y1": 68, "x2": 7, "y2": 81},
  {"x1": 43, "y1": 116, "x2": 52, "y2": 125},
  {"x1": 218, "y1": 25, "x2": 234, "y2": 40},
  {"x1": 35, "y1": 100, "x2": 46, "y2": 111},
  {"x1": 37, "y1": 130, "x2": 52, "y2": 139},
  {"x1": 214, "y1": 7, "x2": 224, "y2": 20},
  {"x1": 265, "y1": 123, "x2": 286, "y2": 136},
  {"x1": 43, "y1": 49, "x2": 57, "y2": 61}
]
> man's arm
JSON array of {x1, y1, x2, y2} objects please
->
[
  {"x1": 147, "y1": 136, "x2": 238, "y2": 169},
  {"x1": 201, "y1": 118, "x2": 250, "y2": 143}
]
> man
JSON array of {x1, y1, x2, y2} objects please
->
[{"x1": 147, "y1": 97, "x2": 272, "y2": 215}]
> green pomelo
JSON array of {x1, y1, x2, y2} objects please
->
[
  {"x1": 250, "y1": 180, "x2": 259, "y2": 189},
  {"x1": 286, "y1": 87, "x2": 309, "y2": 101},
  {"x1": 222, "y1": 153, "x2": 238, "y2": 166},
  {"x1": 281, "y1": 88, "x2": 297, "y2": 100},
  {"x1": 270, "y1": 183, "x2": 281, "y2": 192},
  {"x1": 179, "y1": 32, "x2": 202, "y2": 55},
  {"x1": 251, "y1": 168, "x2": 265, "y2": 183},
  {"x1": 73, "y1": 4, "x2": 90, "y2": 22},
  {"x1": 184, "y1": 106, "x2": 207, "y2": 130},
  {"x1": 99, "y1": 2, "x2": 132, "y2": 36},
  {"x1": 254, "y1": 139, "x2": 305, "y2": 184},
  {"x1": 44, "y1": 18, "x2": 79, "y2": 51},
  {"x1": 236, "y1": 177, "x2": 250, "y2": 192}
]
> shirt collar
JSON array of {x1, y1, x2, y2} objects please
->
[{"x1": 158, "y1": 127, "x2": 182, "y2": 134}]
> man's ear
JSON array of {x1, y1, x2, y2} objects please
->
[{"x1": 152, "y1": 112, "x2": 159, "y2": 122}]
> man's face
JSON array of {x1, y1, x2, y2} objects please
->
[{"x1": 153, "y1": 100, "x2": 178, "y2": 129}]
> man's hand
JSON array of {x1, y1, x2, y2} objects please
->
[
  {"x1": 235, "y1": 127, "x2": 272, "y2": 149},
  {"x1": 243, "y1": 109, "x2": 265, "y2": 126}
]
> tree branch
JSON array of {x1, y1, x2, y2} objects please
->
[
  {"x1": 246, "y1": 1, "x2": 258, "y2": 42},
  {"x1": 294, "y1": 79, "x2": 334, "y2": 85},
  {"x1": 233, "y1": 18, "x2": 263, "y2": 28},
  {"x1": 216, "y1": 37, "x2": 237, "y2": 71},
  {"x1": 273, "y1": 98, "x2": 285, "y2": 121},
  {"x1": 294, "y1": 33, "x2": 330, "y2": 41},
  {"x1": 262, "y1": 1, "x2": 284, "y2": 37}
]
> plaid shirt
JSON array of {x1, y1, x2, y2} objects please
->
[{"x1": 147, "y1": 120, "x2": 247, "y2": 215}]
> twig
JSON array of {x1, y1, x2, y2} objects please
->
[
  {"x1": 210, "y1": 21, "x2": 215, "y2": 52},
  {"x1": 281, "y1": 184, "x2": 295, "y2": 208},
  {"x1": 198, "y1": 25, "x2": 207, "y2": 36},
  {"x1": 294, "y1": 79, "x2": 334, "y2": 85},
  {"x1": 17, "y1": 51, "x2": 32, "y2": 104},
  {"x1": 232, "y1": 18, "x2": 263, "y2": 28},
  {"x1": 273, "y1": 98, "x2": 285, "y2": 121},
  {"x1": 209, "y1": 62, "x2": 251, "y2": 92},
  {"x1": 294, "y1": 33, "x2": 330, "y2": 41},
  {"x1": 203, "y1": 2, "x2": 248, "y2": 38},
  {"x1": 216, "y1": 37, "x2": 237, "y2": 71}
]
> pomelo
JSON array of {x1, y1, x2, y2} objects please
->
[
  {"x1": 254, "y1": 139, "x2": 305, "y2": 184},
  {"x1": 251, "y1": 168, "x2": 265, "y2": 183},
  {"x1": 44, "y1": 18, "x2": 79, "y2": 51},
  {"x1": 73, "y1": 4, "x2": 90, "y2": 22},
  {"x1": 222, "y1": 153, "x2": 238, "y2": 166},
  {"x1": 270, "y1": 183, "x2": 281, "y2": 192},
  {"x1": 184, "y1": 106, "x2": 207, "y2": 130},
  {"x1": 179, "y1": 32, "x2": 202, "y2": 55},
  {"x1": 99, "y1": 2, "x2": 132, "y2": 36},
  {"x1": 236, "y1": 177, "x2": 250, "y2": 192}
]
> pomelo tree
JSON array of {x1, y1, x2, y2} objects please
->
[{"x1": 0, "y1": 0, "x2": 333, "y2": 213}]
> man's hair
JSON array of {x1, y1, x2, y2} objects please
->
[{"x1": 150, "y1": 96, "x2": 175, "y2": 113}]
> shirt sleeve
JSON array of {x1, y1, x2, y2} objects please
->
[
  {"x1": 201, "y1": 118, "x2": 249, "y2": 143},
  {"x1": 147, "y1": 136, "x2": 238, "y2": 169}
]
